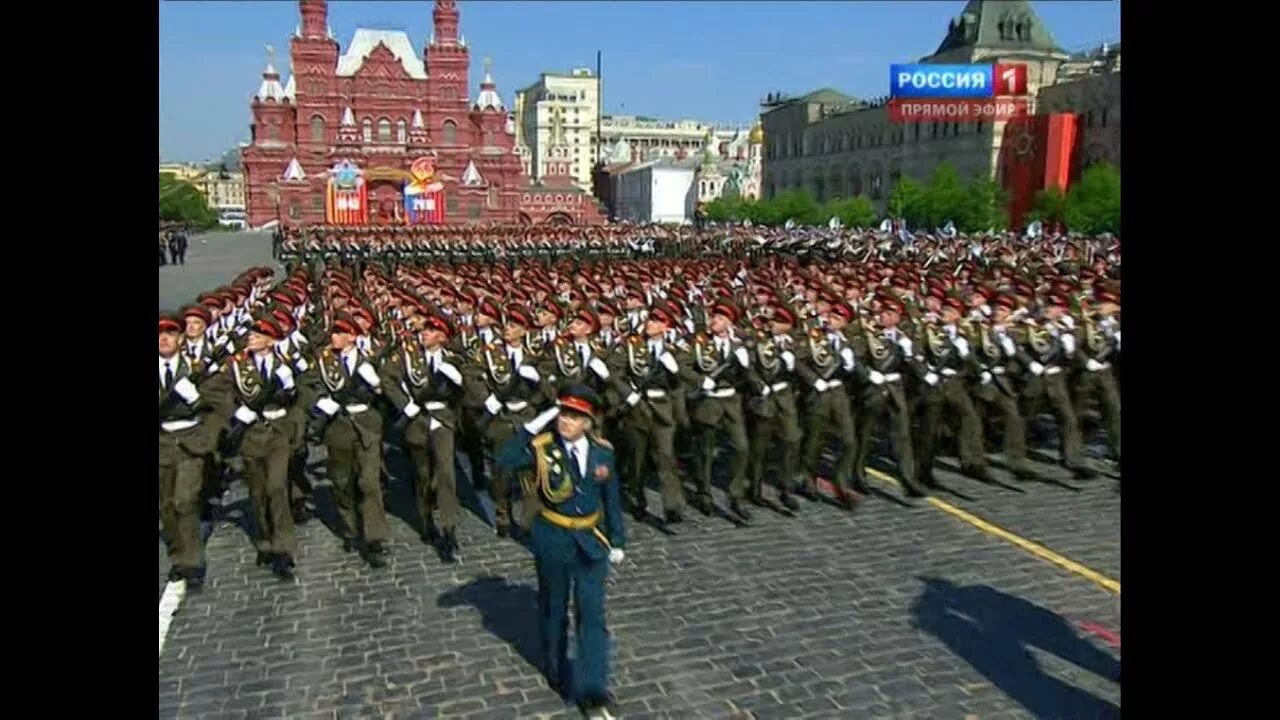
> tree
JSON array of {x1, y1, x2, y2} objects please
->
[
  {"x1": 960, "y1": 175, "x2": 1009, "y2": 232},
  {"x1": 1064, "y1": 163, "x2": 1120, "y2": 235},
  {"x1": 159, "y1": 173, "x2": 218, "y2": 229},
  {"x1": 823, "y1": 196, "x2": 877, "y2": 229},
  {"x1": 886, "y1": 175, "x2": 926, "y2": 227},
  {"x1": 1027, "y1": 186, "x2": 1068, "y2": 226},
  {"x1": 921, "y1": 163, "x2": 968, "y2": 230}
]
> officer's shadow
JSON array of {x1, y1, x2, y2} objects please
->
[
  {"x1": 437, "y1": 576, "x2": 546, "y2": 680},
  {"x1": 912, "y1": 576, "x2": 1121, "y2": 720}
]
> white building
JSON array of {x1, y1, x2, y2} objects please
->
[
  {"x1": 611, "y1": 159, "x2": 696, "y2": 224},
  {"x1": 515, "y1": 69, "x2": 600, "y2": 192},
  {"x1": 599, "y1": 115, "x2": 748, "y2": 163}
]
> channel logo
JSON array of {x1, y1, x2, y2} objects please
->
[{"x1": 890, "y1": 63, "x2": 1028, "y2": 99}]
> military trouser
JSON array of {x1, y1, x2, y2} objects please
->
[
  {"x1": 406, "y1": 417, "x2": 460, "y2": 534},
  {"x1": 1020, "y1": 370, "x2": 1084, "y2": 469},
  {"x1": 1072, "y1": 366, "x2": 1120, "y2": 461},
  {"x1": 693, "y1": 395, "x2": 750, "y2": 501},
  {"x1": 971, "y1": 375, "x2": 1030, "y2": 474},
  {"x1": 855, "y1": 381, "x2": 920, "y2": 493},
  {"x1": 459, "y1": 409, "x2": 489, "y2": 491},
  {"x1": 802, "y1": 384, "x2": 858, "y2": 492},
  {"x1": 621, "y1": 412, "x2": 685, "y2": 515},
  {"x1": 241, "y1": 425, "x2": 297, "y2": 556},
  {"x1": 748, "y1": 388, "x2": 802, "y2": 498},
  {"x1": 324, "y1": 415, "x2": 389, "y2": 543},
  {"x1": 286, "y1": 409, "x2": 313, "y2": 515},
  {"x1": 916, "y1": 375, "x2": 987, "y2": 486},
  {"x1": 485, "y1": 406, "x2": 538, "y2": 531},
  {"x1": 159, "y1": 429, "x2": 207, "y2": 572}
]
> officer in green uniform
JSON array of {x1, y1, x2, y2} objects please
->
[
  {"x1": 159, "y1": 314, "x2": 232, "y2": 589},
  {"x1": 1072, "y1": 284, "x2": 1120, "y2": 466},
  {"x1": 222, "y1": 314, "x2": 301, "y2": 579},
  {"x1": 744, "y1": 302, "x2": 803, "y2": 511},
  {"x1": 850, "y1": 295, "x2": 925, "y2": 496},
  {"x1": 381, "y1": 311, "x2": 467, "y2": 562},
  {"x1": 308, "y1": 312, "x2": 392, "y2": 567},
  {"x1": 969, "y1": 294, "x2": 1036, "y2": 479},
  {"x1": 495, "y1": 384, "x2": 625, "y2": 719},
  {"x1": 606, "y1": 300, "x2": 688, "y2": 522},
  {"x1": 913, "y1": 295, "x2": 991, "y2": 488}
]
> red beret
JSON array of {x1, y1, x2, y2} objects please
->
[
  {"x1": 270, "y1": 307, "x2": 297, "y2": 332},
  {"x1": 878, "y1": 296, "x2": 905, "y2": 315},
  {"x1": 251, "y1": 316, "x2": 285, "y2": 341},
  {"x1": 477, "y1": 298, "x2": 501, "y2": 320},
  {"x1": 830, "y1": 303, "x2": 856, "y2": 322},
  {"x1": 771, "y1": 304, "x2": 797, "y2": 326},
  {"x1": 648, "y1": 302, "x2": 676, "y2": 326},
  {"x1": 181, "y1": 304, "x2": 211, "y2": 324},
  {"x1": 993, "y1": 294, "x2": 1017, "y2": 311},
  {"x1": 331, "y1": 314, "x2": 360, "y2": 336},
  {"x1": 423, "y1": 313, "x2": 455, "y2": 339},
  {"x1": 943, "y1": 295, "x2": 965, "y2": 312},
  {"x1": 352, "y1": 307, "x2": 376, "y2": 327},
  {"x1": 159, "y1": 315, "x2": 182, "y2": 334},
  {"x1": 711, "y1": 300, "x2": 739, "y2": 323},
  {"x1": 505, "y1": 305, "x2": 533, "y2": 328},
  {"x1": 574, "y1": 308, "x2": 600, "y2": 333},
  {"x1": 1048, "y1": 294, "x2": 1070, "y2": 309}
]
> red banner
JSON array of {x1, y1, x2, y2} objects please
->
[{"x1": 325, "y1": 161, "x2": 368, "y2": 225}]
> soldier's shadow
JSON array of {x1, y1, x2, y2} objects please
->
[
  {"x1": 437, "y1": 576, "x2": 547, "y2": 680},
  {"x1": 912, "y1": 576, "x2": 1120, "y2": 720}
]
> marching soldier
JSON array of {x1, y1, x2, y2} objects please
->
[
  {"x1": 308, "y1": 312, "x2": 392, "y2": 567},
  {"x1": 1072, "y1": 285, "x2": 1121, "y2": 466},
  {"x1": 159, "y1": 315, "x2": 232, "y2": 589},
  {"x1": 222, "y1": 314, "x2": 301, "y2": 579},
  {"x1": 494, "y1": 384, "x2": 625, "y2": 719},
  {"x1": 969, "y1": 295, "x2": 1036, "y2": 479},
  {"x1": 381, "y1": 311, "x2": 467, "y2": 562},
  {"x1": 607, "y1": 300, "x2": 688, "y2": 522},
  {"x1": 745, "y1": 302, "x2": 803, "y2": 511},
  {"x1": 678, "y1": 299, "x2": 761, "y2": 522},
  {"x1": 794, "y1": 302, "x2": 864, "y2": 507},
  {"x1": 913, "y1": 295, "x2": 991, "y2": 488},
  {"x1": 466, "y1": 304, "x2": 549, "y2": 538},
  {"x1": 850, "y1": 295, "x2": 925, "y2": 496}
]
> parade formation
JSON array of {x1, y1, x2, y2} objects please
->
[{"x1": 159, "y1": 223, "x2": 1119, "y2": 717}]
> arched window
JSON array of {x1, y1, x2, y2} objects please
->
[
  {"x1": 377, "y1": 118, "x2": 392, "y2": 142},
  {"x1": 443, "y1": 120, "x2": 457, "y2": 144},
  {"x1": 361, "y1": 119, "x2": 372, "y2": 143},
  {"x1": 310, "y1": 115, "x2": 325, "y2": 143},
  {"x1": 488, "y1": 187, "x2": 499, "y2": 208},
  {"x1": 396, "y1": 119, "x2": 407, "y2": 143}
]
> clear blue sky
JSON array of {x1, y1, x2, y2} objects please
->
[{"x1": 159, "y1": 0, "x2": 1120, "y2": 163}]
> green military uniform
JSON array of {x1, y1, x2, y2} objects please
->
[
  {"x1": 1009, "y1": 310, "x2": 1093, "y2": 478},
  {"x1": 967, "y1": 308, "x2": 1034, "y2": 478},
  {"x1": 911, "y1": 314, "x2": 989, "y2": 486},
  {"x1": 745, "y1": 326, "x2": 803, "y2": 510},
  {"x1": 1071, "y1": 311, "x2": 1121, "y2": 465},
  {"x1": 850, "y1": 314, "x2": 924, "y2": 496},
  {"x1": 793, "y1": 322, "x2": 862, "y2": 505}
]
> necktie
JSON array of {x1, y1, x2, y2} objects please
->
[
  {"x1": 259, "y1": 358, "x2": 270, "y2": 383},
  {"x1": 569, "y1": 446, "x2": 580, "y2": 478},
  {"x1": 344, "y1": 353, "x2": 353, "y2": 375},
  {"x1": 428, "y1": 353, "x2": 437, "y2": 374},
  {"x1": 164, "y1": 362, "x2": 174, "y2": 389}
]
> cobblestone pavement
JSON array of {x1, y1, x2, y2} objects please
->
[
  {"x1": 158, "y1": 231, "x2": 278, "y2": 311},
  {"x1": 159, "y1": 451, "x2": 1121, "y2": 719}
]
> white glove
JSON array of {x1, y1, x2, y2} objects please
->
[
  {"x1": 814, "y1": 379, "x2": 829, "y2": 393},
  {"x1": 659, "y1": 352, "x2": 679, "y2": 373},
  {"x1": 701, "y1": 377, "x2": 716, "y2": 392},
  {"x1": 1060, "y1": 315, "x2": 1076, "y2": 330},
  {"x1": 924, "y1": 372, "x2": 939, "y2": 386},
  {"x1": 274, "y1": 364, "x2": 295, "y2": 389},
  {"x1": 1000, "y1": 336, "x2": 1016, "y2": 357},
  {"x1": 1061, "y1": 334, "x2": 1076, "y2": 356},
  {"x1": 897, "y1": 337, "x2": 913, "y2": 355},
  {"x1": 1029, "y1": 361, "x2": 1045, "y2": 376},
  {"x1": 589, "y1": 357, "x2": 610, "y2": 380},
  {"x1": 437, "y1": 361, "x2": 463, "y2": 386},
  {"x1": 953, "y1": 337, "x2": 970, "y2": 358},
  {"x1": 294, "y1": 357, "x2": 310, "y2": 372},
  {"x1": 1086, "y1": 359, "x2": 1105, "y2": 372},
  {"x1": 608, "y1": 548, "x2": 625, "y2": 565},
  {"x1": 626, "y1": 392, "x2": 641, "y2": 407},
  {"x1": 980, "y1": 371, "x2": 992, "y2": 385},
  {"x1": 840, "y1": 347, "x2": 855, "y2": 371},
  {"x1": 761, "y1": 385, "x2": 772, "y2": 397},
  {"x1": 233, "y1": 405, "x2": 258, "y2": 425},
  {"x1": 484, "y1": 394, "x2": 503, "y2": 415},
  {"x1": 173, "y1": 377, "x2": 200, "y2": 404},
  {"x1": 868, "y1": 370, "x2": 885, "y2": 385},
  {"x1": 315, "y1": 397, "x2": 340, "y2": 416},
  {"x1": 518, "y1": 365, "x2": 540, "y2": 382},
  {"x1": 1113, "y1": 330, "x2": 1121, "y2": 350},
  {"x1": 525, "y1": 406, "x2": 561, "y2": 435},
  {"x1": 734, "y1": 346, "x2": 750, "y2": 368},
  {"x1": 404, "y1": 402, "x2": 421, "y2": 419},
  {"x1": 428, "y1": 417, "x2": 442, "y2": 432},
  {"x1": 780, "y1": 350, "x2": 796, "y2": 371},
  {"x1": 357, "y1": 362, "x2": 381, "y2": 387}
]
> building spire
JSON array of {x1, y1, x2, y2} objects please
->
[
  {"x1": 475, "y1": 56, "x2": 503, "y2": 111},
  {"x1": 433, "y1": 0, "x2": 459, "y2": 44},
  {"x1": 299, "y1": 0, "x2": 327, "y2": 40},
  {"x1": 256, "y1": 45, "x2": 285, "y2": 102}
]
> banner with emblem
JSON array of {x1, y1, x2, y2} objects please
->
[
  {"x1": 404, "y1": 156, "x2": 446, "y2": 225},
  {"x1": 326, "y1": 161, "x2": 368, "y2": 225}
]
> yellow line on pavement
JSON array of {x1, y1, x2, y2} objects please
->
[{"x1": 865, "y1": 468, "x2": 1122, "y2": 595}]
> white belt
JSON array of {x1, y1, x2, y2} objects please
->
[
  {"x1": 940, "y1": 368, "x2": 959, "y2": 377},
  {"x1": 990, "y1": 367, "x2": 1006, "y2": 375},
  {"x1": 160, "y1": 419, "x2": 199, "y2": 433},
  {"x1": 770, "y1": 381, "x2": 790, "y2": 392},
  {"x1": 1088, "y1": 362, "x2": 1111, "y2": 372},
  {"x1": 344, "y1": 403, "x2": 370, "y2": 414},
  {"x1": 261, "y1": 408, "x2": 288, "y2": 421},
  {"x1": 1044, "y1": 366, "x2": 1063, "y2": 376},
  {"x1": 505, "y1": 400, "x2": 529, "y2": 412},
  {"x1": 882, "y1": 372, "x2": 902, "y2": 383},
  {"x1": 706, "y1": 388, "x2": 737, "y2": 398},
  {"x1": 823, "y1": 379, "x2": 843, "y2": 388},
  {"x1": 644, "y1": 389, "x2": 667, "y2": 399},
  {"x1": 424, "y1": 401, "x2": 448, "y2": 411}
]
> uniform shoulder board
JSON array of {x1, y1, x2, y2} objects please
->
[
  {"x1": 234, "y1": 349, "x2": 249, "y2": 362},
  {"x1": 589, "y1": 432, "x2": 613, "y2": 451},
  {"x1": 627, "y1": 333, "x2": 644, "y2": 346},
  {"x1": 555, "y1": 336, "x2": 571, "y2": 348},
  {"x1": 532, "y1": 431, "x2": 555, "y2": 450},
  {"x1": 694, "y1": 332, "x2": 709, "y2": 344},
  {"x1": 809, "y1": 328, "x2": 824, "y2": 339}
]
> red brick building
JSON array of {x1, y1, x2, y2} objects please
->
[{"x1": 243, "y1": 0, "x2": 604, "y2": 228}]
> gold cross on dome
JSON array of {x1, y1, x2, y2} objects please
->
[
  {"x1": 483, "y1": 56, "x2": 492, "y2": 74},
  {"x1": 265, "y1": 44, "x2": 275, "y2": 62}
]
